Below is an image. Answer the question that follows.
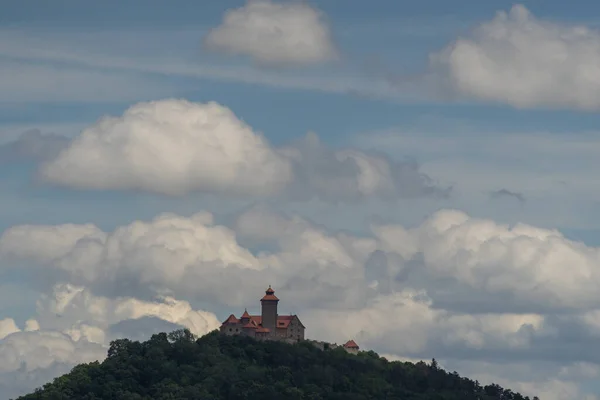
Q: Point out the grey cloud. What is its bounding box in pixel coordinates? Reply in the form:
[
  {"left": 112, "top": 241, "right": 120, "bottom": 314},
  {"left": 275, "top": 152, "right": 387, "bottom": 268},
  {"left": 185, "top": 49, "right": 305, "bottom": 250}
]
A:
[
  {"left": 0, "top": 362, "right": 75, "bottom": 400},
  {"left": 490, "top": 188, "right": 526, "bottom": 204},
  {"left": 0, "top": 130, "right": 69, "bottom": 165},
  {"left": 281, "top": 132, "right": 451, "bottom": 202},
  {"left": 0, "top": 330, "right": 106, "bottom": 399}
]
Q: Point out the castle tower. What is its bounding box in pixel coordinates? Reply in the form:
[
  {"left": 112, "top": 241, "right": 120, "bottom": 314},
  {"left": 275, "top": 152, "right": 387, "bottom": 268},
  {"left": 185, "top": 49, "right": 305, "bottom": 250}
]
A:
[
  {"left": 241, "top": 308, "right": 251, "bottom": 324},
  {"left": 260, "top": 285, "right": 279, "bottom": 332}
]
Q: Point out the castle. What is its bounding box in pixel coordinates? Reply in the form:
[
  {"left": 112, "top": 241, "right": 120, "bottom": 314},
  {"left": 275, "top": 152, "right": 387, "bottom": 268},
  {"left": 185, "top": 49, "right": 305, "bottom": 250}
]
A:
[
  {"left": 220, "top": 286, "right": 306, "bottom": 343},
  {"left": 220, "top": 286, "right": 360, "bottom": 353}
]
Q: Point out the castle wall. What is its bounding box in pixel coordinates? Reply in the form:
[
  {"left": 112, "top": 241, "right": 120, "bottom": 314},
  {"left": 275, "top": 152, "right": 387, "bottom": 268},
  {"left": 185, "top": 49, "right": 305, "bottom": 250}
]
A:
[
  {"left": 286, "top": 316, "right": 305, "bottom": 341},
  {"left": 220, "top": 323, "right": 243, "bottom": 336}
]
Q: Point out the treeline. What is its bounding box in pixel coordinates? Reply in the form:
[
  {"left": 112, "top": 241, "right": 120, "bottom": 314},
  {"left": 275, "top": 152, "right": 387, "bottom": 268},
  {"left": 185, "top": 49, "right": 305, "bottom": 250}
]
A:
[{"left": 16, "top": 329, "right": 538, "bottom": 400}]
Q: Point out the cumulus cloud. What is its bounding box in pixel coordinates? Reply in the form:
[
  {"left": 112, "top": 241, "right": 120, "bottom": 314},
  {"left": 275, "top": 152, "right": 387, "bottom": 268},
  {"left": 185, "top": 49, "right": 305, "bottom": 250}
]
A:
[
  {"left": 0, "top": 330, "right": 106, "bottom": 399},
  {"left": 4, "top": 207, "right": 600, "bottom": 398},
  {"left": 40, "top": 99, "right": 292, "bottom": 196},
  {"left": 0, "top": 330, "right": 104, "bottom": 374},
  {"left": 4, "top": 206, "right": 600, "bottom": 313},
  {"left": 4, "top": 206, "right": 600, "bottom": 315},
  {"left": 204, "top": 0, "right": 337, "bottom": 67},
  {"left": 0, "top": 285, "right": 220, "bottom": 399},
  {"left": 0, "top": 208, "right": 370, "bottom": 309},
  {"left": 373, "top": 209, "right": 600, "bottom": 312},
  {"left": 280, "top": 132, "right": 448, "bottom": 201},
  {"left": 39, "top": 99, "right": 444, "bottom": 201},
  {"left": 36, "top": 283, "right": 221, "bottom": 339},
  {"left": 0, "top": 318, "right": 20, "bottom": 340},
  {"left": 431, "top": 4, "right": 600, "bottom": 110},
  {"left": 305, "top": 289, "right": 543, "bottom": 356},
  {"left": 0, "top": 316, "right": 106, "bottom": 399},
  {"left": 0, "top": 211, "right": 266, "bottom": 304}
]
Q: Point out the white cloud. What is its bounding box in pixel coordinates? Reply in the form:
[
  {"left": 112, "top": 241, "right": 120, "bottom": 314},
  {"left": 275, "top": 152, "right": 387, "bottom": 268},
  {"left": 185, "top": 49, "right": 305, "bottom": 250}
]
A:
[
  {"left": 431, "top": 4, "right": 600, "bottom": 110},
  {"left": 0, "top": 284, "right": 220, "bottom": 398},
  {"left": 24, "top": 319, "right": 40, "bottom": 332},
  {"left": 36, "top": 283, "right": 221, "bottom": 339},
  {"left": 0, "top": 330, "right": 104, "bottom": 374},
  {"left": 38, "top": 99, "right": 443, "bottom": 201},
  {"left": 0, "top": 318, "right": 20, "bottom": 340},
  {"left": 0, "top": 329, "right": 106, "bottom": 399},
  {"left": 41, "top": 99, "right": 292, "bottom": 197},
  {"left": 373, "top": 209, "right": 600, "bottom": 311},
  {"left": 0, "top": 319, "right": 107, "bottom": 399},
  {"left": 0, "top": 211, "right": 264, "bottom": 304},
  {"left": 5, "top": 207, "right": 600, "bottom": 397},
  {"left": 4, "top": 206, "right": 600, "bottom": 313},
  {"left": 305, "top": 289, "right": 543, "bottom": 355},
  {"left": 0, "top": 208, "right": 370, "bottom": 309},
  {"left": 205, "top": 0, "right": 337, "bottom": 66}
]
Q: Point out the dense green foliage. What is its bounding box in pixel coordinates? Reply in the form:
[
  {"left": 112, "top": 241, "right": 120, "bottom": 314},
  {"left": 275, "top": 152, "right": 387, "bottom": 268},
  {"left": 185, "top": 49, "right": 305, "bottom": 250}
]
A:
[{"left": 17, "top": 329, "right": 538, "bottom": 400}]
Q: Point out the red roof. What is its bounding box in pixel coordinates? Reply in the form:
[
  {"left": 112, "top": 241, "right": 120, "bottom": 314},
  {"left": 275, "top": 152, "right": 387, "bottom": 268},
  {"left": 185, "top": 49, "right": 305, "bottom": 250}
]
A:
[
  {"left": 256, "top": 327, "right": 270, "bottom": 333},
  {"left": 277, "top": 320, "right": 291, "bottom": 328},
  {"left": 249, "top": 315, "right": 295, "bottom": 327},
  {"left": 343, "top": 340, "right": 359, "bottom": 349},
  {"left": 221, "top": 314, "right": 238, "bottom": 325},
  {"left": 261, "top": 286, "right": 279, "bottom": 301},
  {"left": 241, "top": 309, "right": 251, "bottom": 319}
]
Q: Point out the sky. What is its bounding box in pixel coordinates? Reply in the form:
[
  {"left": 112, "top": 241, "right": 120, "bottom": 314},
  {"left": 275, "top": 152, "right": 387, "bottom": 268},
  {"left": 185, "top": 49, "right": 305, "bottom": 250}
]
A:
[{"left": 2, "top": 0, "right": 600, "bottom": 398}]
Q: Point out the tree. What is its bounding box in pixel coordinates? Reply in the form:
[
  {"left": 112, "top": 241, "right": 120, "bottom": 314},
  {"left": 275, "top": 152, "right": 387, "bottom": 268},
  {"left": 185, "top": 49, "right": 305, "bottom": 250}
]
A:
[
  {"left": 167, "top": 329, "right": 196, "bottom": 343},
  {"left": 15, "top": 329, "right": 536, "bottom": 400}
]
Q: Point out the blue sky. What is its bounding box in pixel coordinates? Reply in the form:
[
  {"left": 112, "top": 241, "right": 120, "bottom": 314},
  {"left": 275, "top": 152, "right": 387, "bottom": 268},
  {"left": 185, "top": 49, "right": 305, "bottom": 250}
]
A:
[{"left": 2, "top": 1, "right": 600, "bottom": 399}]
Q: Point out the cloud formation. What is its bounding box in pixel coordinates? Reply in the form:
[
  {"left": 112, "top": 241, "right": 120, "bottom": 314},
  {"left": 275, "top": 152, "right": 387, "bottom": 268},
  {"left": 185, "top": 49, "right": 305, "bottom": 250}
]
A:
[
  {"left": 0, "top": 285, "right": 220, "bottom": 399},
  {"left": 38, "top": 99, "right": 444, "bottom": 201},
  {"left": 36, "top": 283, "right": 221, "bottom": 339},
  {"left": 490, "top": 188, "right": 526, "bottom": 204},
  {"left": 0, "top": 129, "right": 69, "bottom": 165},
  {"left": 40, "top": 99, "right": 292, "bottom": 197},
  {"left": 4, "top": 207, "right": 600, "bottom": 313},
  {"left": 3, "top": 207, "right": 600, "bottom": 398},
  {"left": 432, "top": 4, "right": 600, "bottom": 110},
  {"left": 205, "top": 0, "right": 337, "bottom": 67}
]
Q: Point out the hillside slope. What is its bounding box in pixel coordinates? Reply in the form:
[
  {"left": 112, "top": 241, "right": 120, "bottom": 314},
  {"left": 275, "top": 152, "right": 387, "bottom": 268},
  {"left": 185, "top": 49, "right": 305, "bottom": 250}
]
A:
[{"left": 16, "top": 329, "right": 538, "bottom": 400}]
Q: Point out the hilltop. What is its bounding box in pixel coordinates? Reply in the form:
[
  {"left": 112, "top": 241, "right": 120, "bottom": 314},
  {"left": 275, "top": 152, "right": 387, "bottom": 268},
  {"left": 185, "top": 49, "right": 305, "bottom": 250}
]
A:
[{"left": 16, "top": 329, "right": 538, "bottom": 400}]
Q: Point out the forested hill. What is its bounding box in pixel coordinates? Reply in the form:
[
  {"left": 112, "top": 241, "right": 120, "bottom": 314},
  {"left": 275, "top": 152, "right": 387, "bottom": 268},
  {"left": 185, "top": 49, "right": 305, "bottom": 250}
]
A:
[{"left": 16, "top": 329, "right": 537, "bottom": 400}]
